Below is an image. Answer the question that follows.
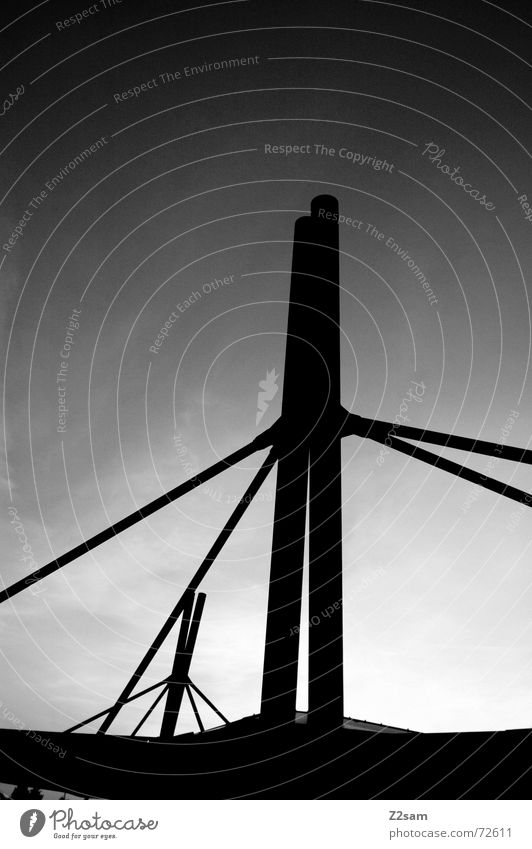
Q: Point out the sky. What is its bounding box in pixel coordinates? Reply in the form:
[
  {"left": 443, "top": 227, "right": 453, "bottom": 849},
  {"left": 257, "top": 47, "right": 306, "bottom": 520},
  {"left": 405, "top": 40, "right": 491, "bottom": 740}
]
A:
[{"left": 1, "top": 0, "right": 532, "bottom": 751}]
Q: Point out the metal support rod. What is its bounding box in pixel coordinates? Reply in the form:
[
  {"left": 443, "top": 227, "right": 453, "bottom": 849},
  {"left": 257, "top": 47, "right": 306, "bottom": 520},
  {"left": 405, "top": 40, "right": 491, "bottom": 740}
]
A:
[
  {"left": 182, "top": 593, "right": 206, "bottom": 654},
  {"left": 65, "top": 678, "right": 169, "bottom": 733},
  {"left": 184, "top": 454, "right": 277, "bottom": 596},
  {"left": 368, "top": 431, "right": 532, "bottom": 506},
  {"left": 186, "top": 685, "right": 205, "bottom": 733},
  {"left": 344, "top": 413, "right": 532, "bottom": 464},
  {"left": 98, "top": 591, "right": 194, "bottom": 735},
  {"left": 0, "top": 429, "right": 276, "bottom": 605},
  {"left": 97, "top": 594, "right": 193, "bottom": 734},
  {"left": 160, "top": 593, "right": 206, "bottom": 739},
  {"left": 188, "top": 681, "right": 229, "bottom": 725},
  {"left": 131, "top": 684, "right": 169, "bottom": 737},
  {"left": 159, "top": 592, "right": 195, "bottom": 738},
  {"left": 97, "top": 455, "right": 274, "bottom": 735}
]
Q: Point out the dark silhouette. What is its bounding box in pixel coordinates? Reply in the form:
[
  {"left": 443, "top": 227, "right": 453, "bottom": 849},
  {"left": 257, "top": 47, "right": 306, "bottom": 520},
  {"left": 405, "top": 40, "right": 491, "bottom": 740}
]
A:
[
  {"left": 11, "top": 785, "right": 43, "bottom": 800},
  {"left": 1, "top": 196, "right": 532, "bottom": 798}
]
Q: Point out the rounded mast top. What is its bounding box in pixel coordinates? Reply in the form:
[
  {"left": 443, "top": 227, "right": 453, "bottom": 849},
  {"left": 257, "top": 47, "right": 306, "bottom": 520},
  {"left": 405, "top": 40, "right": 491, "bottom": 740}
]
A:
[{"left": 311, "top": 194, "right": 339, "bottom": 219}]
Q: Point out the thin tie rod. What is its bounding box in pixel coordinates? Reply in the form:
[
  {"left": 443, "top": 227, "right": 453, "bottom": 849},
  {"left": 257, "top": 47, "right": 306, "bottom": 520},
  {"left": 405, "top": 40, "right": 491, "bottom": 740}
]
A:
[{"left": 0, "top": 428, "right": 276, "bottom": 605}]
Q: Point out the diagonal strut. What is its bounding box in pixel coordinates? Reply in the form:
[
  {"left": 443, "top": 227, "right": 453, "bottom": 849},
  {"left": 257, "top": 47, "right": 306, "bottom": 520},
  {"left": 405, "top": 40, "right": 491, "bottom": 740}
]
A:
[
  {"left": 92, "top": 450, "right": 276, "bottom": 735},
  {"left": 0, "top": 427, "right": 277, "bottom": 606},
  {"left": 344, "top": 413, "right": 532, "bottom": 464},
  {"left": 353, "top": 424, "right": 532, "bottom": 507}
]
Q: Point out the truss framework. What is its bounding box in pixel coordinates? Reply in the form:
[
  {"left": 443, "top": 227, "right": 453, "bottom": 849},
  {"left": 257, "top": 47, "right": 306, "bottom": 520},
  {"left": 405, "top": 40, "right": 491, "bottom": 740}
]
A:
[{"left": 2, "top": 195, "right": 531, "bottom": 737}]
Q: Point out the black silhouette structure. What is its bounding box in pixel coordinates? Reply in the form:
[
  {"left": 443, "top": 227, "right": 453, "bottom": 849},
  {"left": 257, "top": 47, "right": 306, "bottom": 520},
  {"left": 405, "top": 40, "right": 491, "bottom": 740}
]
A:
[{"left": 1, "top": 196, "right": 532, "bottom": 798}]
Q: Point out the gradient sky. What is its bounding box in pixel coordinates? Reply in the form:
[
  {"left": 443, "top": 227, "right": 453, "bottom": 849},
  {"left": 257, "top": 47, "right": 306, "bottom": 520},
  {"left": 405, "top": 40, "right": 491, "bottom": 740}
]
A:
[{"left": 1, "top": 0, "right": 532, "bottom": 748}]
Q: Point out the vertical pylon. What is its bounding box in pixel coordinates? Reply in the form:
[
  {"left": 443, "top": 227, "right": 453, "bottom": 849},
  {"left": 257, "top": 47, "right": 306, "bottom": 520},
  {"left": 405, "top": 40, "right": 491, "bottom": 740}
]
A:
[
  {"left": 306, "top": 197, "right": 344, "bottom": 728},
  {"left": 261, "top": 195, "right": 344, "bottom": 728}
]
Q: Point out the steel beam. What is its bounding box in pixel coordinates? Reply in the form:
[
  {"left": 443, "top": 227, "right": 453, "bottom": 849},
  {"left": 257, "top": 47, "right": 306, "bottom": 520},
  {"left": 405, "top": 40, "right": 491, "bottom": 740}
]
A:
[
  {"left": 0, "top": 429, "right": 275, "bottom": 606},
  {"left": 261, "top": 195, "right": 345, "bottom": 728}
]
